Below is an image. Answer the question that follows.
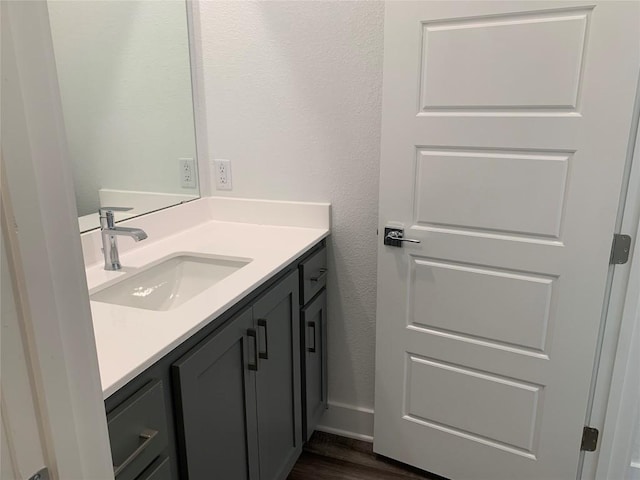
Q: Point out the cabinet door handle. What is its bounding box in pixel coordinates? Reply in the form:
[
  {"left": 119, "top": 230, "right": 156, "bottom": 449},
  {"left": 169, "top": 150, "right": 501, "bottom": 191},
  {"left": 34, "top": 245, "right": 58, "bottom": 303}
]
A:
[
  {"left": 113, "top": 428, "right": 158, "bottom": 476},
  {"left": 257, "top": 319, "right": 269, "bottom": 359},
  {"left": 247, "top": 328, "right": 258, "bottom": 371},
  {"left": 307, "top": 321, "right": 317, "bottom": 353},
  {"left": 310, "top": 268, "right": 328, "bottom": 283}
]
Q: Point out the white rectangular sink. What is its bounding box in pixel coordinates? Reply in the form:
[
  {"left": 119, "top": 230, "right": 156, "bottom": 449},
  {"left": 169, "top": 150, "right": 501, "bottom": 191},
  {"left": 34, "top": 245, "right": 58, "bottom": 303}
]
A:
[{"left": 90, "top": 254, "right": 252, "bottom": 311}]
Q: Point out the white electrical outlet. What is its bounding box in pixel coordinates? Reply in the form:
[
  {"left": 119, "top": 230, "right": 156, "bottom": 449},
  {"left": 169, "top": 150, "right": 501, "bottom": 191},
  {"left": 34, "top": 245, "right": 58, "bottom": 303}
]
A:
[
  {"left": 212, "top": 159, "right": 232, "bottom": 190},
  {"left": 179, "top": 158, "right": 197, "bottom": 188}
]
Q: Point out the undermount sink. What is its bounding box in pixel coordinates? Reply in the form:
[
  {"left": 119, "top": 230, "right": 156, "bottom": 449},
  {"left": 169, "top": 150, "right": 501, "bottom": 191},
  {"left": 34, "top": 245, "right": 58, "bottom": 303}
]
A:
[{"left": 90, "top": 254, "right": 252, "bottom": 311}]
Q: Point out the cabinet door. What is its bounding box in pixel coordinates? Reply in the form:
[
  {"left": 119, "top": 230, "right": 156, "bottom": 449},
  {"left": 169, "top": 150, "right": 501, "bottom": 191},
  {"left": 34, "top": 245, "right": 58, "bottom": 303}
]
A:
[
  {"left": 253, "top": 271, "right": 302, "bottom": 480},
  {"left": 301, "top": 289, "right": 328, "bottom": 441},
  {"left": 172, "top": 308, "right": 259, "bottom": 480}
]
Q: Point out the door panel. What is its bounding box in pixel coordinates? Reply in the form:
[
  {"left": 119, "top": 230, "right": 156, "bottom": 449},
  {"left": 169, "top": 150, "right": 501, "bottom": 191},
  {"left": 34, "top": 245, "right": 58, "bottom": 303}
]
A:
[
  {"left": 374, "top": 2, "right": 640, "bottom": 479},
  {"left": 254, "top": 271, "right": 302, "bottom": 480},
  {"left": 405, "top": 354, "right": 541, "bottom": 453},
  {"left": 418, "top": 9, "right": 588, "bottom": 111},
  {"left": 172, "top": 308, "right": 258, "bottom": 480},
  {"left": 409, "top": 257, "right": 554, "bottom": 352},
  {"left": 414, "top": 148, "right": 570, "bottom": 237}
]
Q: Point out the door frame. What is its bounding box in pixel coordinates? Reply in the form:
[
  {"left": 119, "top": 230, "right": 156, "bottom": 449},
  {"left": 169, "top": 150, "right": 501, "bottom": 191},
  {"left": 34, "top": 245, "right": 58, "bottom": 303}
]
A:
[
  {"left": 1, "top": 185, "right": 48, "bottom": 480},
  {"left": 2, "top": 1, "right": 113, "bottom": 478},
  {"left": 581, "top": 76, "right": 640, "bottom": 480}
]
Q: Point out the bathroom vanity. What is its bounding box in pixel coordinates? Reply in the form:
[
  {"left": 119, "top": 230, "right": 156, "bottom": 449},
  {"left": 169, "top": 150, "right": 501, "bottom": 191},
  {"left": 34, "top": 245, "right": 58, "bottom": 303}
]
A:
[{"left": 83, "top": 198, "right": 330, "bottom": 480}]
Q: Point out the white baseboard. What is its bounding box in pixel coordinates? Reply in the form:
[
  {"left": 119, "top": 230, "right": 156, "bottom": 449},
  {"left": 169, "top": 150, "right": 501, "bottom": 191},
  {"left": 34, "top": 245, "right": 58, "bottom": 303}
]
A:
[{"left": 317, "top": 401, "right": 374, "bottom": 443}]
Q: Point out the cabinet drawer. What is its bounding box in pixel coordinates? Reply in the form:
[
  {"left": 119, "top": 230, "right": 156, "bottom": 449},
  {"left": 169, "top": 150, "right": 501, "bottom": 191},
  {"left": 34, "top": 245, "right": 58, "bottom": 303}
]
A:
[
  {"left": 300, "top": 246, "right": 327, "bottom": 305},
  {"left": 108, "top": 379, "right": 168, "bottom": 480},
  {"left": 136, "top": 456, "right": 171, "bottom": 480}
]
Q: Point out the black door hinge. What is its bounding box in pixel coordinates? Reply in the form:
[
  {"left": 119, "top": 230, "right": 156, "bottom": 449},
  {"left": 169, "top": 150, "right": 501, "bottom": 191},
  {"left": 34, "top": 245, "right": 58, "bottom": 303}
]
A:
[
  {"left": 610, "top": 234, "right": 631, "bottom": 265},
  {"left": 581, "top": 426, "right": 599, "bottom": 452}
]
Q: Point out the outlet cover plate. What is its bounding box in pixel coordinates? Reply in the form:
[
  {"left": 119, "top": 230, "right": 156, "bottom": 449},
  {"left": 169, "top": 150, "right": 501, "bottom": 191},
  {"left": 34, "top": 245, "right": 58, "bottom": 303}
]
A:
[
  {"left": 180, "top": 158, "right": 197, "bottom": 189},
  {"left": 213, "top": 159, "right": 232, "bottom": 190}
]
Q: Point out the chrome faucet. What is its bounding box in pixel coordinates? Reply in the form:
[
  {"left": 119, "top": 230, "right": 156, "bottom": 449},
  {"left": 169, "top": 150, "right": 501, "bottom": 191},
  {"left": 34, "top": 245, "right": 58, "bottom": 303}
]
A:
[{"left": 99, "top": 207, "right": 148, "bottom": 271}]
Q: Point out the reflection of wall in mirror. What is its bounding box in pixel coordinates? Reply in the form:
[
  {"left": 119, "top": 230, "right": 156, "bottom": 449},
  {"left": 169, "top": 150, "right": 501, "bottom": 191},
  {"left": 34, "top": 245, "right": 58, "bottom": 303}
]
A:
[{"left": 48, "top": 0, "right": 197, "bottom": 217}]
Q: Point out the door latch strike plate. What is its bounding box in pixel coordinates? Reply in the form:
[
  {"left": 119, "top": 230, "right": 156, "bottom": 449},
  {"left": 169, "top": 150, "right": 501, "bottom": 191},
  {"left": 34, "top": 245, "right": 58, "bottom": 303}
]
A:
[{"left": 581, "top": 426, "right": 599, "bottom": 452}]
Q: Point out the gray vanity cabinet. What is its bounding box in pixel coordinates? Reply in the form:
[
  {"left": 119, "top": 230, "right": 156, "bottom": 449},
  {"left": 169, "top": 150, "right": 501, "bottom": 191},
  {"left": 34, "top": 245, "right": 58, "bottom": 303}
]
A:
[
  {"left": 106, "top": 240, "right": 327, "bottom": 480},
  {"left": 172, "top": 270, "right": 302, "bottom": 480},
  {"left": 172, "top": 308, "right": 259, "bottom": 480}
]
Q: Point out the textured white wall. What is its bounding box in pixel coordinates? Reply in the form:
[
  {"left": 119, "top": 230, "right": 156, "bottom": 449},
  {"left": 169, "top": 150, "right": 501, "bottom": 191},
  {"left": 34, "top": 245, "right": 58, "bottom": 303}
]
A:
[
  {"left": 48, "top": 1, "right": 197, "bottom": 216},
  {"left": 199, "top": 1, "right": 384, "bottom": 411}
]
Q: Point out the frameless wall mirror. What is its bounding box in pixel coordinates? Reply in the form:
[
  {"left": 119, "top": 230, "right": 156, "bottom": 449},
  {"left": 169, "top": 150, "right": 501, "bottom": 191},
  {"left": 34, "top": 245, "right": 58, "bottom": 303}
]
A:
[{"left": 47, "top": 0, "right": 199, "bottom": 232}]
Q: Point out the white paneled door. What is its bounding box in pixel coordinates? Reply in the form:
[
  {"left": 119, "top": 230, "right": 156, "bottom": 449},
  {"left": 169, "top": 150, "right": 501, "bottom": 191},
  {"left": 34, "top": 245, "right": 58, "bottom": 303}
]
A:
[{"left": 373, "top": 2, "right": 640, "bottom": 480}]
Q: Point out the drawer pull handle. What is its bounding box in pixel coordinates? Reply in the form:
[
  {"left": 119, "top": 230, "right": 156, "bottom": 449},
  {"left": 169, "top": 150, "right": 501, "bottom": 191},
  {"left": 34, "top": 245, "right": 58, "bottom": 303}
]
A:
[
  {"left": 307, "top": 321, "right": 317, "bottom": 353},
  {"left": 113, "top": 428, "right": 158, "bottom": 476},
  {"left": 310, "top": 268, "right": 328, "bottom": 283},
  {"left": 247, "top": 328, "right": 259, "bottom": 370},
  {"left": 257, "top": 319, "right": 269, "bottom": 359}
]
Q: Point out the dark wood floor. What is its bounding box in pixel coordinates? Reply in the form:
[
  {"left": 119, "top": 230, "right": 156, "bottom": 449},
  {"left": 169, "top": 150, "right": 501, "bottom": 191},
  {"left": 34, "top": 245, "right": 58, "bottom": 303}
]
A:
[{"left": 288, "top": 432, "right": 444, "bottom": 480}]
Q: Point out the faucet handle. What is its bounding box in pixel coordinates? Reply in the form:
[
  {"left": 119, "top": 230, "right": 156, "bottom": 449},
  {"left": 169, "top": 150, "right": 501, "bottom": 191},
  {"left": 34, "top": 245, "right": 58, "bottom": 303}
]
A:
[
  {"left": 98, "top": 206, "right": 133, "bottom": 216},
  {"left": 98, "top": 207, "right": 133, "bottom": 229}
]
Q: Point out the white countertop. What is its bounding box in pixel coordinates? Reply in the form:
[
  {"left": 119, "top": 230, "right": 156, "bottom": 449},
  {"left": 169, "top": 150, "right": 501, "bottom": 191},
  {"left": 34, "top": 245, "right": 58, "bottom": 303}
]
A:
[{"left": 84, "top": 197, "right": 330, "bottom": 398}]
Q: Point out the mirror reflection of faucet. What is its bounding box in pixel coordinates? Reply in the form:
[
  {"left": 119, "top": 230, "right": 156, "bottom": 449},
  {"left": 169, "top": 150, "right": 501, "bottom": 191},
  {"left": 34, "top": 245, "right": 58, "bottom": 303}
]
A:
[{"left": 99, "top": 207, "right": 148, "bottom": 271}]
